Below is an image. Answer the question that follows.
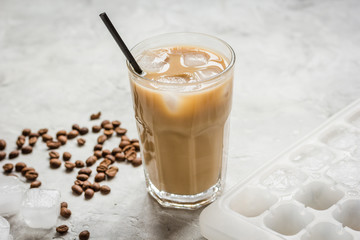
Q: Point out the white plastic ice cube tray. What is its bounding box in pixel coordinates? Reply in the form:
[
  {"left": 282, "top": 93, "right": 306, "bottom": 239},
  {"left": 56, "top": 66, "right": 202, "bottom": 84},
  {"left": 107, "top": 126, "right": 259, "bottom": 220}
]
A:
[{"left": 200, "top": 99, "right": 360, "bottom": 240}]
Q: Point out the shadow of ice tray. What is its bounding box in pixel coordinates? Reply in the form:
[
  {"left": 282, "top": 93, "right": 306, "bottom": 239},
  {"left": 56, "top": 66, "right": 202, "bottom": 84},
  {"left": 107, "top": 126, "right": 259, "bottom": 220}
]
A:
[{"left": 200, "top": 98, "right": 360, "bottom": 240}]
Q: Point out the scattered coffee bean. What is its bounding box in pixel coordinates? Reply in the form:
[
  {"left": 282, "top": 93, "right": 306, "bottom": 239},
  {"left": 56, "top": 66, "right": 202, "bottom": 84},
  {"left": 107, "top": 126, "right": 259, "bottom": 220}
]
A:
[
  {"left": 47, "top": 141, "right": 61, "bottom": 149},
  {"left": 91, "top": 182, "right": 100, "bottom": 192},
  {"left": 105, "top": 168, "right": 117, "bottom": 178},
  {"left": 22, "top": 128, "right": 31, "bottom": 136},
  {"left": 67, "top": 130, "right": 79, "bottom": 139},
  {"left": 0, "top": 139, "right": 6, "bottom": 150},
  {"left": 72, "top": 124, "right": 81, "bottom": 131},
  {"left": 96, "top": 165, "right": 107, "bottom": 173},
  {"left": 64, "top": 162, "right": 76, "bottom": 171},
  {"left": 119, "top": 140, "right": 131, "bottom": 148},
  {"left": 111, "top": 147, "right": 122, "bottom": 155},
  {"left": 63, "top": 152, "right": 72, "bottom": 161},
  {"left": 86, "top": 156, "right": 97, "bottom": 167},
  {"left": 82, "top": 180, "right": 92, "bottom": 190},
  {"left": 125, "top": 151, "right": 137, "bottom": 162},
  {"left": 132, "top": 157, "right": 142, "bottom": 166},
  {"left": 75, "top": 160, "right": 85, "bottom": 168},
  {"left": 79, "top": 127, "right": 89, "bottom": 135},
  {"left": 38, "top": 128, "right": 48, "bottom": 136},
  {"left": 101, "top": 149, "right": 111, "bottom": 158},
  {"left": 60, "top": 207, "right": 71, "bottom": 218},
  {"left": 100, "top": 159, "right": 111, "bottom": 167},
  {"left": 78, "top": 168, "right": 92, "bottom": 176},
  {"left": 123, "top": 145, "right": 135, "bottom": 154},
  {"left": 115, "top": 152, "right": 125, "bottom": 161},
  {"left": 77, "top": 174, "right": 89, "bottom": 181},
  {"left": 29, "top": 136, "right": 38, "bottom": 146},
  {"left": 103, "top": 123, "right": 113, "bottom": 130},
  {"left": 121, "top": 135, "right": 130, "bottom": 141},
  {"left": 112, "top": 120, "right": 121, "bottom": 128},
  {"left": 56, "top": 225, "right": 69, "bottom": 234},
  {"left": 77, "top": 138, "right": 86, "bottom": 146},
  {"left": 92, "top": 125, "right": 101, "bottom": 133},
  {"left": 21, "top": 145, "right": 33, "bottom": 154},
  {"left": 21, "top": 167, "right": 35, "bottom": 176},
  {"left": 90, "top": 111, "right": 101, "bottom": 120},
  {"left": 56, "top": 130, "right": 67, "bottom": 138},
  {"left": 58, "top": 135, "right": 67, "bottom": 145},
  {"left": 101, "top": 120, "right": 110, "bottom": 128},
  {"left": 94, "top": 150, "right": 102, "bottom": 159},
  {"left": 15, "top": 162, "right": 26, "bottom": 172},
  {"left": 30, "top": 181, "right": 41, "bottom": 188},
  {"left": 29, "top": 132, "right": 39, "bottom": 138},
  {"left": 104, "top": 129, "right": 113, "bottom": 137},
  {"left": 25, "top": 170, "right": 38, "bottom": 181},
  {"left": 61, "top": 202, "right": 68, "bottom": 208},
  {"left": 132, "top": 142, "right": 140, "bottom": 151},
  {"left": 97, "top": 135, "right": 107, "bottom": 144},
  {"left": 72, "top": 184, "right": 83, "bottom": 195},
  {"left": 9, "top": 150, "right": 19, "bottom": 159},
  {"left": 3, "top": 163, "right": 13, "bottom": 173},
  {"left": 94, "top": 144, "right": 102, "bottom": 151},
  {"left": 84, "top": 188, "right": 94, "bottom": 199},
  {"left": 115, "top": 127, "right": 127, "bottom": 136},
  {"left": 106, "top": 154, "right": 115, "bottom": 163},
  {"left": 74, "top": 180, "right": 84, "bottom": 186},
  {"left": 95, "top": 172, "right": 105, "bottom": 182},
  {"left": 50, "top": 158, "right": 62, "bottom": 168},
  {"left": 49, "top": 151, "right": 60, "bottom": 159},
  {"left": 100, "top": 185, "right": 111, "bottom": 194},
  {"left": 130, "top": 138, "right": 139, "bottom": 143},
  {"left": 16, "top": 137, "right": 25, "bottom": 148},
  {"left": 0, "top": 152, "right": 6, "bottom": 161},
  {"left": 79, "top": 230, "right": 90, "bottom": 240},
  {"left": 42, "top": 134, "right": 53, "bottom": 142}
]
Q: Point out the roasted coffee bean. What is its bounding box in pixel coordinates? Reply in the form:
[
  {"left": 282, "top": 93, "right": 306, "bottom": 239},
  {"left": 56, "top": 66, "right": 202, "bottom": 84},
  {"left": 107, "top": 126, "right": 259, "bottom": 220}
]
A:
[
  {"left": 97, "top": 135, "right": 107, "bottom": 144},
  {"left": 112, "top": 120, "right": 121, "bottom": 128},
  {"left": 84, "top": 188, "right": 94, "bottom": 199},
  {"left": 130, "top": 138, "right": 139, "bottom": 143},
  {"left": 72, "top": 124, "right": 81, "bottom": 131},
  {"left": 29, "top": 132, "right": 39, "bottom": 138},
  {"left": 94, "top": 150, "right": 102, "bottom": 159},
  {"left": 111, "top": 147, "right": 122, "bottom": 155},
  {"left": 58, "top": 135, "right": 67, "bottom": 145},
  {"left": 95, "top": 172, "right": 105, "bottom": 182},
  {"left": 103, "top": 123, "right": 113, "bottom": 130},
  {"left": 0, "top": 139, "right": 6, "bottom": 150},
  {"left": 63, "top": 152, "right": 72, "bottom": 161},
  {"left": 75, "top": 160, "right": 85, "bottom": 168},
  {"left": 50, "top": 158, "right": 62, "bottom": 168},
  {"left": 61, "top": 202, "right": 68, "bottom": 208},
  {"left": 105, "top": 168, "right": 117, "bottom": 178},
  {"left": 0, "top": 152, "right": 6, "bottom": 161},
  {"left": 78, "top": 168, "right": 92, "bottom": 176},
  {"left": 77, "top": 138, "right": 86, "bottom": 146},
  {"left": 49, "top": 151, "right": 60, "bottom": 159},
  {"left": 123, "top": 145, "right": 135, "bottom": 154},
  {"left": 92, "top": 125, "right": 101, "bottom": 133},
  {"left": 102, "top": 149, "right": 111, "bottom": 158},
  {"left": 94, "top": 144, "right": 102, "bottom": 151},
  {"left": 47, "top": 141, "right": 61, "bottom": 149},
  {"left": 79, "top": 127, "right": 89, "bottom": 135},
  {"left": 119, "top": 140, "right": 131, "bottom": 148},
  {"left": 104, "top": 129, "right": 113, "bottom": 137},
  {"left": 9, "top": 150, "right": 19, "bottom": 159},
  {"left": 60, "top": 207, "right": 71, "bottom": 218},
  {"left": 21, "top": 145, "right": 33, "bottom": 154},
  {"left": 115, "top": 152, "right": 125, "bottom": 161},
  {"left": 56, "top": 225, "right": 69, "bottom": 234},
  {"left": 77, "top": 174, "right": 89, "bottom": 181},
  {"left": 132, "top": 142, "right": 140, "bottom": 151},
  {"left": 82, "top": 180, "right": 92, "bottom": 190},
  {"left": 30, "top": 180, "right": 41, "bottom": 188},
  {"left": 42, "top": 134, "right": 53, "bottom": 142},
  {"left": 125, "top": 151, "right": 137, "bottom": 162},
  {"left": 96, "top": 165, "right": 107, "bottom": 173},
  {"left": 100, "top": 159, "right": 111, "bottom": 167},
  {"left": 86, "top": 156, "right": 97, "bottom": 167},
  {"left": 67, "top": 130, "right": 79, "bottom": 139},
  {"left": 21, "top": 167, "right": 34, "bottom": 176},
  {"left": 115, "top": 127, "right": 127, "bottom": 136},
  {"left": 38, "top": 128, "right": 48, "bottom": 136},
  {"left": 79, "top": 230, "right": 90, "bottom": 240},
  {"left": 16, "top": 137, "right": 25, "bottom": 148},
  {"left": 105, "top": 154, "right": 115, "bottom": 163},
  {"left": 29, "top": 136, "right": 38, "bottom": 146},
  {"left": 90, "top": 111, "right": 101, "bottom": 120},
  {"left": 56, "top": 130, "right": 67, "bottom": 138},
  {"left": 74, "top": 180, "right": 84, "bottom": 186},
  {"left": 132, "top": 157, "right": 142, "bottom": 166},
  {"left": 15, "top": 162, "right": 26, "bottom": 172},
  {"left": 72, "top": 185, "right": 83, "bottom": 195},
  {"left": 100, "top": 185, "right": 111, "bottom": 195},
  {"left": 3, "top": 163, "right": 13, "bottom": 173},
  {"left": 64, "top": 162, "right": 75, "bottom": 171},
  {"left": 91, "top": 182, "right": 100, "bottom": 192},
  {"left": 121, "top": 135, "right": 130, "bottom": 141},
  {"left": 101, "top": 120, "right": 110, "bottom": 128},
  {"left": 22, "top": 128, "right": 31, "bottom": 136},
  {"left": 25, "top": 170, "right": 38, "bottom": 181}
]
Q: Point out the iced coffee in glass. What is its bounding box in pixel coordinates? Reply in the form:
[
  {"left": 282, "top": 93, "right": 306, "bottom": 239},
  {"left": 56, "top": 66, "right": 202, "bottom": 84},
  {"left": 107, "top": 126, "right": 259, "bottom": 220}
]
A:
[{"left": 127, "top": 32, "right": 235, "bottom": 209}]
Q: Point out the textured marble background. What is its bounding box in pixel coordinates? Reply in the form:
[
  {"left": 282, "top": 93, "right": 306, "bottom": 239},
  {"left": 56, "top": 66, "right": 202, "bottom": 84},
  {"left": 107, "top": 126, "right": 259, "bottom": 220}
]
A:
[{"left": 1, "top": 0, "right": 360, "bottom": 239}]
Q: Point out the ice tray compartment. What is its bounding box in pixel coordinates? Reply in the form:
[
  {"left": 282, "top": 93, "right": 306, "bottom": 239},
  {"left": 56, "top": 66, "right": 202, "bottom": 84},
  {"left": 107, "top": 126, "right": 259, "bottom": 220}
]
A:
[
  {"left": 301, "top": 222, "right": 353, "bottom": 240},
  {"left": 321, "top": 126, "right": 360, "bottom": 151},
  {"left": 327, "top": 160, "right": 360, "bottom": 189},
  {"left": 333, "top": 199, "right": 360, "bottom": 231}
]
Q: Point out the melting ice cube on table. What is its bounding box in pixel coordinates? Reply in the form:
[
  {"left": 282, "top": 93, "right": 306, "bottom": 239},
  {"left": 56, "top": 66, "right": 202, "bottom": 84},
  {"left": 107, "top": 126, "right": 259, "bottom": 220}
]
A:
[
  {"left": 21, "top": 189, "right": 60, "bottom": 229},
  {"left": 0, "top": 175, "right": 25, "bottom": 217},
  {"left": 0, "top": 216, "right": 10, "bottom": 240}
]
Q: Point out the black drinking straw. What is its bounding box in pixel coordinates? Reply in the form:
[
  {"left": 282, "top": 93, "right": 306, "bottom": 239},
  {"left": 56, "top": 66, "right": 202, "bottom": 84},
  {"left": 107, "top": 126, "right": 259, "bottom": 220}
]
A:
[{"left": 99, "top": 12, "right": 143, "bottom": 75}]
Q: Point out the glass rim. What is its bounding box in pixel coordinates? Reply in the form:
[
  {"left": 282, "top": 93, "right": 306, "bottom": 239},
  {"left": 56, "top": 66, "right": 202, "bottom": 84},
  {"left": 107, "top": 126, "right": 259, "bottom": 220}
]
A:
[{"left": 126, "top": 32, "right": 236, "bottom": 87}]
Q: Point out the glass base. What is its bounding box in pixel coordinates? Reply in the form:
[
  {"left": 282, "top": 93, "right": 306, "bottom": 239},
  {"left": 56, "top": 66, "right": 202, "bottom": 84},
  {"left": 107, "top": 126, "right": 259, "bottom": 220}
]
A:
[{"left": 145, "top": 178, "right": 223, "bottom": 210}]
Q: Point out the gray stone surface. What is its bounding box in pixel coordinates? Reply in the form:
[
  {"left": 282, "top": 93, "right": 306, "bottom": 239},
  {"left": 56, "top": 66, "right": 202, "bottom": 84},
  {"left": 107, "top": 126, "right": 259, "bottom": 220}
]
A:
[{"left": 0, "top": 0, "right": 360, "bottom": 239}]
